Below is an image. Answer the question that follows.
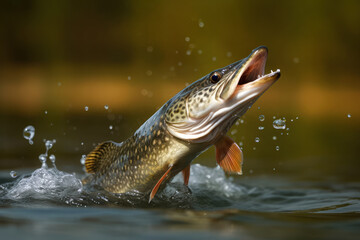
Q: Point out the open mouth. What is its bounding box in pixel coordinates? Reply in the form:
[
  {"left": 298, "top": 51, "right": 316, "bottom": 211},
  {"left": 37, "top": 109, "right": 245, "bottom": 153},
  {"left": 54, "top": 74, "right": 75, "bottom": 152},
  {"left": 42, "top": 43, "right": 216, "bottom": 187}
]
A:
[
  {"left": 237, "top": 47, "right": 280, "bottom": 86},
  {"left": 221, "top": 46, "right": 280, "bottom": 100}
]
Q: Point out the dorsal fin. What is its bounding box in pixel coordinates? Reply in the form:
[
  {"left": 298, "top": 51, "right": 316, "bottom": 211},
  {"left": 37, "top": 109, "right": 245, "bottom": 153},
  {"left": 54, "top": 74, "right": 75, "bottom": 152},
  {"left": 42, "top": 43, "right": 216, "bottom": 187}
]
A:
[{"left": 85, "top": 141, "right": 118, "bottom": 174}]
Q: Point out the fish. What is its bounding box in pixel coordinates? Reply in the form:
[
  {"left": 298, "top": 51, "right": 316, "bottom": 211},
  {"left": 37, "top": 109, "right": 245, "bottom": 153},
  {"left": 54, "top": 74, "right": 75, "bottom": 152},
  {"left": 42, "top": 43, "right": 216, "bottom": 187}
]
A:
[{"left": 84, "top": 46, "right": 280, "bottom": 202}]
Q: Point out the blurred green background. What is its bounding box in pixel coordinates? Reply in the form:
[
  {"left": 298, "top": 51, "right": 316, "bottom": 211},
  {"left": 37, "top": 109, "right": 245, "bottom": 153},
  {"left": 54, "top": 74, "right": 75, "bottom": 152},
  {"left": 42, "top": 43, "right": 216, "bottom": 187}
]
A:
[{"left": 0, "top": 0, "right": 359, "bottom": 181}]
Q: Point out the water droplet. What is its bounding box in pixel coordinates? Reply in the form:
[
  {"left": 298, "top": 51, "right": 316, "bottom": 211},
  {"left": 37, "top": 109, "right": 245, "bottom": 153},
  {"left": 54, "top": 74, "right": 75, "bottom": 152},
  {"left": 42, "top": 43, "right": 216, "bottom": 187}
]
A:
[
  {"left": 259, "top": 115, "right": 265, "bottom": 121},
  {"left": 198, "top": 19, "right": 204, "bottom": 28},
  {"left": 253, "top": 147, "right": 256, "bottom": 150},
  {"left": 128, "top": 76, "right": 131, "bottom": 80},
  {"left": 109, "top": 125, "right": 113, "bottom": 130},
  {"left": 255, "top": 137, "right": 260, "bottom": 143},
  {"left": 44, "top": 110, "right": 48, "bottom": 115},
  {"left": 10, "top": 171, "right": 17, "bottom": 178},
  {"left": 58, "top": 82, "right": 62, "bottom": 86},
  {"left": 80, "top": 154, "right": 86, "bottom": 165},
  {"left": 276, "top": 146, "right": 280, "bottom": 151},
  {"left": 84, "top": 106, "right": 89, "bottom": 111},
  {"left": 347, "top": 114, "right": 351, "bottom": 118},
  {"left": 178, "top": 62, "right": 183, "bottom": 66},
  {"left": 273, "top": 167, "right": 276, "bottom": 171},
  {"left": 186, "top": 50, "right": 192, "bottom": 55},
  {"left": 273, "top": 119, "right": 286, "bottom": 129},
  {"left": 49, "top": 154, "right": 56, "bottom": 163},
  {"left": 258, "top": 126, "right": 264, "bottom": 130},
  {"left": 239, "top": 141, "right": 243, "bottom": 146},
  {"left": 240, "top": 119, "right": 244, "bottom": 124},
  {"left": 226, "top": 52, "right": 232, "bottom": 58},
  {"left": 146, "top": 46, "right": 153, "bottom": 52},
  {"left": 81, "top": 142, "right": 84, "bottom": 146},
  {"left": 272, "top": 136, "right": 277, "bottom": 140},
  {"left": 296, "top": 116, "right": 299, "bottom": 120},
  {"left": 212, "top": 56, "right": 217, "bottom": 61},
  {"left": 197, "top": 49, "right": 203, "bottom": 55},
  {"left": 23, "top": 125, "right": 35, "bottom": 145},
  {"left": 45, "top": 140, "right": 55, "bottom": 151},
  {"left": 231, "top": 129, "right": 237, "bottom": 135},
  {"left": 39, "top": 154, "right": 47, "bottom": 164},
  {"left": 185, "top": 37, "right": 190, "bottom": 42},
  {"left": 104, "top": 105, "right": 109, "bottom": 110}
]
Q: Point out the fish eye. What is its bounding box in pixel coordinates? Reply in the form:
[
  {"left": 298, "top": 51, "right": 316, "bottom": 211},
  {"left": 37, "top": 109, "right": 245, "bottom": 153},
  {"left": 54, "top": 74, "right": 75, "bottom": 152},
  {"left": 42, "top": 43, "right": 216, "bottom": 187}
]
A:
[{"left": 209, "top": 72, "right": 222, "bottom": 83}]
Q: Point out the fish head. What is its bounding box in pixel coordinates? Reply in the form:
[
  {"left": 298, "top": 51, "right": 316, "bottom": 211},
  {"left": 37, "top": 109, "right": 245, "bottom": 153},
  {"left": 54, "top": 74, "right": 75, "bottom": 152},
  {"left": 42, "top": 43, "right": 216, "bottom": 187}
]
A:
[{"left": 165, "top": 46, "right": 280, "bottom": 143}]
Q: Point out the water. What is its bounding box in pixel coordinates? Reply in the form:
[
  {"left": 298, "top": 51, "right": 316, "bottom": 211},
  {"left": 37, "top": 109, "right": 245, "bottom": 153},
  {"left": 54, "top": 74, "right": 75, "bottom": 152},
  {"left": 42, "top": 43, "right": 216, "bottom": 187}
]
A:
[
  {"left": 23, "top": 125, "right": 35, "bottom": 145},
  {"left": 1, "top": 116, "right": 360, "bottom": 240},
  {"left": 0, "top": 164, "right": 359, "bottom": 240},
  {"left": 273, "top": 118, "right": 286, "bottom": 129}
]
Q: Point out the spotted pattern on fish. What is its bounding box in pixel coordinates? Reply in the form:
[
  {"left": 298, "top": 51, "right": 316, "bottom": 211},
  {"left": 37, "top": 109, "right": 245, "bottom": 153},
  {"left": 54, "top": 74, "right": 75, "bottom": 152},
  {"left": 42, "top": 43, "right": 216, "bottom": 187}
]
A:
[{"left": 83, "top": 46, "right": 280, "bottom": 201}]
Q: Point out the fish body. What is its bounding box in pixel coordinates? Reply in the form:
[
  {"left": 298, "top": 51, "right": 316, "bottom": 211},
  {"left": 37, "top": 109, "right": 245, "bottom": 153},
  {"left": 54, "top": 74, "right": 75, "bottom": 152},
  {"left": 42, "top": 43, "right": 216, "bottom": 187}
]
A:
[{"left": 84, "top": 46, "right": 281, "bottom": 201}]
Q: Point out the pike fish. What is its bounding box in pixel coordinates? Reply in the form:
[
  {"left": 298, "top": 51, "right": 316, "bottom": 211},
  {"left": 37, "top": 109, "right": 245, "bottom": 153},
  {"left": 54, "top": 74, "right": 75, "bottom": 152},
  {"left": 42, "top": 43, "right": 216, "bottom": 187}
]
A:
[{"left": 84, "top": 46, "right": 280, "bottom": 202}]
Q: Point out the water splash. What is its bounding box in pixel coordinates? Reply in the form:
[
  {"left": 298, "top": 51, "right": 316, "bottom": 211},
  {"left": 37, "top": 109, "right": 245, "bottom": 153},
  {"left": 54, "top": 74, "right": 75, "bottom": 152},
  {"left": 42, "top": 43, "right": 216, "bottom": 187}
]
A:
[
  {"left": 37, "top": 139, "right": 57, "bottom": 168},
  {"left": 5, "top": 167, "right": 82, "bottom": 200},
  {"left": 273, "top": 118, "right": 286, "bottom": 129},
  {"left": 259, "top": 115, "right": 265, "bottom": 121},
  {"left": 104, "top": 105, "right": 109, "bottom": 110},
  {"left": 23, "top": 125, "right": 35, "bottom": 145},
  {"left": 255, "top": 137, "right": 260, "bottom": 143},
  {"left": 3, "top": 138, "right": 82, "bottom": 201}
]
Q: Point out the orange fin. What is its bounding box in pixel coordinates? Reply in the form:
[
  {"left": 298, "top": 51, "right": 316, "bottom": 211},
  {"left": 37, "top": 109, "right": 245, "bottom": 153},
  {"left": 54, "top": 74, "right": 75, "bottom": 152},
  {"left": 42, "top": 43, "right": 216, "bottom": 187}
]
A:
[
  {"left": 182, "top": 165, "right": 190, "bottom": 186},
  {"left": 215, "top": 136, "right": 243, "bottom": 175},
  {"left": 149, "top": 165, "right": 173, "bottom": 203}
]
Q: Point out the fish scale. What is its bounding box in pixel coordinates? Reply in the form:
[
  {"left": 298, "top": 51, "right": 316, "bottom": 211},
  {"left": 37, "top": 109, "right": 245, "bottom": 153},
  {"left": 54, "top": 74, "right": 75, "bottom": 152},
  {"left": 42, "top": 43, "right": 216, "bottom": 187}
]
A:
[{"left": 84, "top": 46, "right": 280, "bottom": 202}]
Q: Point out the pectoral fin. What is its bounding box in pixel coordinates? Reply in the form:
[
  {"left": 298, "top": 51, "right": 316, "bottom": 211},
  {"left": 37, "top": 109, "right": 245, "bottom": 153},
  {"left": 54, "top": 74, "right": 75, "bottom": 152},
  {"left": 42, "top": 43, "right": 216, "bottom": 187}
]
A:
[
  {"left": 149, "top": 165, "right": 173, "bottom": 203},
  {"left": 182, "top": 165, "right": 190, "bottom": 186},
  {"left": 215, "top": 136, "right": 243, "bottom": 175}
]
